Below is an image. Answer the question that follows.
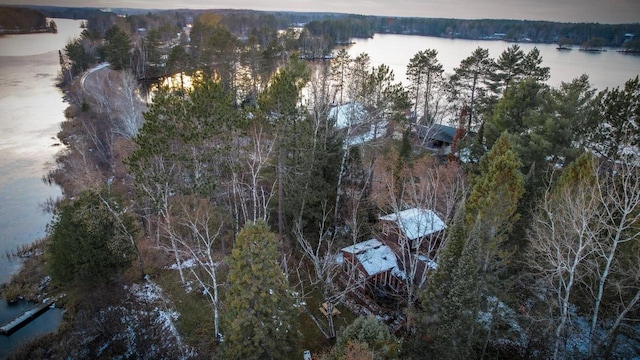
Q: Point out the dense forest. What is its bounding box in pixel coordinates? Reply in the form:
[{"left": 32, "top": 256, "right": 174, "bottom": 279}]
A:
[
  {"left": 0, "top": 7, "right": 56, "bottom": 34},
  {"left": 3, "top": 7, "right": 640, "bottom": 360}
]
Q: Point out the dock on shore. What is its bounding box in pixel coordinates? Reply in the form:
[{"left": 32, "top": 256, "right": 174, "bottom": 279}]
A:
[{"left": 0, "top": 297, "right": 58, "bottom": 335}]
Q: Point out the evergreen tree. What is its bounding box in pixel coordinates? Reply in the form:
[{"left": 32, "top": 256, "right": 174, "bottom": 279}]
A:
[
  {"left": 415, "top": 207, "right": 481, "bottom": 359},
  {"left": 46, "top": 191, "right": 135, "bottom": 288},
  {"left": 103, "top": 25, "right": 131, "bottom": 70},
  {"left": 406, "top": 49, "right": 444, "bottom": 124},
  {"left": 585, "top": 76, "right": 640, "bottom": 162},
  {"left": 493, "top": 44, "right": 525, "bottom": 94},
  {"left": 64, "top": 38, "right": 93, "bottom": 74},
  {"left": 257, "top": 59, "right": 310, "bottom": 237},
  {"left": 466, "top": 132, "right": 525, "bottom": 273},
  {"left": 335, "top": 316, "right": 401, "bottom": 360},
  {"left": 522, "top": 47, "right": 550, "bottom": 82},
  {"left": 223, "top": 221, "right": 300, "bottom": 359},
  {"left": 450, "top": 47, "right": 495, "bottom": 132},
  {"left": 435, "top": 226, "right": 481, "bottom": 359}
]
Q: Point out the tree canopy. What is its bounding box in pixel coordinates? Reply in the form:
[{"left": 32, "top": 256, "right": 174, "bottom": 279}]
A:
[
  {"left": 223, "top": 221, "right": 300, "bottom": 359},
  {"left": 46, "top": 191, "right": 136, "bottom": 287}
]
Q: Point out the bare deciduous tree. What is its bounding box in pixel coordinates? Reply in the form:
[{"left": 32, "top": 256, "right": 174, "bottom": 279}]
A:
[
  {"left": 527, "top": 180, "right": 601, "bottom": 359},
  {"left": 167, "top": 196, "right": 225, "bottom": 340},
  {"left": 528, "top": 156, "right": 640, "bottom": 359}
]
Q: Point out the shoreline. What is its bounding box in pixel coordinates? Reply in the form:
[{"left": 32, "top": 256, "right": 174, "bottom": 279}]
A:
[{"left": 0, "top": 28, "right": 54, "bottom": 36}]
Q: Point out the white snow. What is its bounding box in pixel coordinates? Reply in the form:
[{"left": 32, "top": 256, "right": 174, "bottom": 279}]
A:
[
  {"left": 130, "top": 281, "right": 164, "bottom": 303},
  {"left": 416, "top": 255, "right": 438, "bottom": 270},
  {"left": 340, "top": 239, "right": 405, "bottom": 279},
  {"left": 379, "top": 208, "right": 446, "bottom": 240},
  {"left": 328, "top": 103, "right": 388, "bottom": 146},
  {"left": 346, "top": 121, "right": 388, "bottom": 147},
  {"left": 356, "top": 243, "right": 401, "bottom": 277},
  {"left": 167, "top": 258, "right": 197, "bottom": 270},
  {"left": 124, "top": 279, "right": 197, "bottom": 359},
  {"left": 340, "top": 239, "right": 385, "bottom": 254},
  {"left": 329, "top": 103, "right": 367, "bottom": 129}
]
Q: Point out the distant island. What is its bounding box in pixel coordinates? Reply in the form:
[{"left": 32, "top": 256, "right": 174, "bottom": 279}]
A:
[{"left": 0, "top": 7, "right": 57, "bottom": 35}]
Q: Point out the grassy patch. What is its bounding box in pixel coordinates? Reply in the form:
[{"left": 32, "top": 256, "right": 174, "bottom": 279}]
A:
[
  {"left": 1, "top": 240, "right": 50, "bottom": 302},
  {"left": 298, "top": 288, "right": 358, "bottom": 355}
]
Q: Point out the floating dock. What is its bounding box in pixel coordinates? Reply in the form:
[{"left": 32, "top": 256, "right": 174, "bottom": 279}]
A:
[{"left": 0, "top": 298, "right": 57, "bottom": 335}]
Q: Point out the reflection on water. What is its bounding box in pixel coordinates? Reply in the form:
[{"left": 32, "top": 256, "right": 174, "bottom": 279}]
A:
[
  {"left": 0, "top": 19, "right": 84, "bottom": 285},
  {"left": 161, "top": 72, "right": 195, "bottom": 90}
]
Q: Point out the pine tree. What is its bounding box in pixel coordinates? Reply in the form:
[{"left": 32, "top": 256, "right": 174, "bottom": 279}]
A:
[
  {"left": 434, "top": 226, "right": 481, "bottom": 359},
  {"left": 415, "top": 206, "right": 480, "bottom": 359},
  {"left": 335, "top": 316, "right": 401, "bottom": 360},
  {"left": 451, "top": 47, "right": 495, "bottom": 132},
  {"left": 104, "top": 25, "right": 131, "bottom": 70},
  {"left": 466, "top": 132, "right": 525, "bottom": 273},
  {"left": 586, "top": 76, "right": 640, "bottom": 162},
  {"left": 406, "top": 49, "right": 444, "bottom": 124},
  {"left": 46, "top": 191, "right": 135, "bottom": 288},
  {"left": 223, "top": 221, "right": 300, "bottom": 359}
]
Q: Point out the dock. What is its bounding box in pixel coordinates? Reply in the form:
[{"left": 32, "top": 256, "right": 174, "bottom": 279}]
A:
[{"left": 0, "top": 298, "right": 57, "bottom": 335}]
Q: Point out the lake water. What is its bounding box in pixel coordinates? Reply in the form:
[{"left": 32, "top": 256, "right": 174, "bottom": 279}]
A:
[
  {"left": 0, "top": 19, "right": 84, "bottom": 284},
  {"left": 0, "top": 18, "right": 83, "bottom": 356},
  {"left": 345, "top": 33, "right": 640, "bottom": 92},
  {"left": 0, "top": 299, "right": 65, "bottom": 358}
]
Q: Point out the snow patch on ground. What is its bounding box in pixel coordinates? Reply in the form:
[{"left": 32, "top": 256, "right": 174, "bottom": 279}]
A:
[
  {"left": 477, "top": 296, "right": 526, "bottom": 346},
  {"left": 130, "top": 281, "right": 164, "bottom": 303},
  {"left": 167, "top": 258, "right": 197, "bottom": 270},
  {"left": 119, "top": 279, "right": 198, "bottom": 359},
  {"left": 564, "top": 305, "right": 640, "bottom": 359}
]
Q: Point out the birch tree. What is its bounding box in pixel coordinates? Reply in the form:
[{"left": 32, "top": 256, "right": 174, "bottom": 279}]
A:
[
  {"left": 167, "top": 195, "right": 225, "bottom": 341},
  {"left": 588, "top": 158, "right": 640, "bottom": 357},
  {"left": 527, "top": 154, "right": 600, "bottom": 359}
]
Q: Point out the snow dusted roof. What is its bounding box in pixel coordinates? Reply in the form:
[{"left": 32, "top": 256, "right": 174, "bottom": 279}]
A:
[
  {"left": 340, "top": 238, "right": 384, "bottom": 254},
  {"left": 379, "top": 208, "right": 446, "bottom": 240},
  {"left": 328, "top": 102, "right": 367, "bottom": 129},
  {"left": 340, "top": 239, "right": 405, "bottom": 279}
]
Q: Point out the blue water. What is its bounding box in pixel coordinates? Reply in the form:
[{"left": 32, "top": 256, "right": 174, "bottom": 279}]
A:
[{"left": 0, "top": 299, "right": 64, "bottom": 358}]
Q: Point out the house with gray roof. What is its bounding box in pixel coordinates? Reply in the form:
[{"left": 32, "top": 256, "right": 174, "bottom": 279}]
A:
[{"left": 414, "top": 123, "right": 458, "bottom": 155}]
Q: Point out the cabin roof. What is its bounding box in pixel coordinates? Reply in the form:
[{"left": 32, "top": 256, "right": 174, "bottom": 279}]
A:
[
  {"left": 328, "top": 102, "right": 367, "bottom": 129},
  {"left": 340, "top": 239, "right": 405, "bottom": 279},
  {"left": 340, "top": 238, "right": 384, "bottom": 254},
  {"left": 379, "top": 208, "right": 446, "bottom": 240},
  {"left": 416, "top": 124, "right": 457, "bottom": 144}
]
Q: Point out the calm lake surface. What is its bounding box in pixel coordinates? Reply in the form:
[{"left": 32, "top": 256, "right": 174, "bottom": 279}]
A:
[
  {"left": 0, "top": 18, "right": 83, "bottom": 356},
  {"left": 0, "top": 19, "right": 84, "bottom": 284},
  {"left": 345, "top": 33, "right": 640, "bottom": 91},
  {"left": 0, "top": 299, "right": 64, "bottom": 358}
]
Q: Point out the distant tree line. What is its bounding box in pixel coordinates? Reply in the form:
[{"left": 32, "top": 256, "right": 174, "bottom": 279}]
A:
[
  {"left": 307, "top": 15, "right": 640, "bottom": 47},
  {"left": 22, "top": 4, "right": 640, "bottom": 48},
  {"left": 377, "top": 17, "right": 640, "bottom": 46},
  {"left": 0, "top": 7, "right": 54, "bottom": 34}
]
